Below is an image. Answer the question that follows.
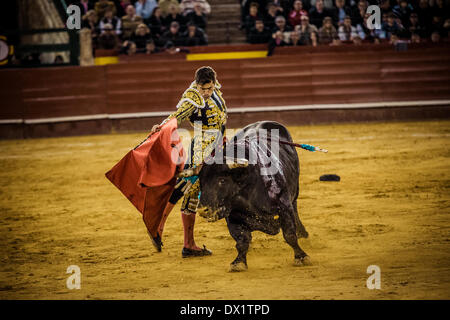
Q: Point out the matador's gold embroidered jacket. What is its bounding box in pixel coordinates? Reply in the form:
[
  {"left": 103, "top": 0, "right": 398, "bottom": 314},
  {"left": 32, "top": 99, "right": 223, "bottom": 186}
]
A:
[{"left": 160, "top": 80, "right": 227, "bottom": 167}]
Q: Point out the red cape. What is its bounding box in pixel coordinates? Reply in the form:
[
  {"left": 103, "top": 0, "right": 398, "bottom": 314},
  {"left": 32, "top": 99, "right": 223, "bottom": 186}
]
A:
[{"left": 105, "top": 118, "right": 185, "bottom": 237}]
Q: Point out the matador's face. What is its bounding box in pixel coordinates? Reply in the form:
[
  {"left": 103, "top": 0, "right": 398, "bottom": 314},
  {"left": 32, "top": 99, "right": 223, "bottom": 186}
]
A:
[{"left": 197, "top": 81, "right": 214, "bottom": 100}]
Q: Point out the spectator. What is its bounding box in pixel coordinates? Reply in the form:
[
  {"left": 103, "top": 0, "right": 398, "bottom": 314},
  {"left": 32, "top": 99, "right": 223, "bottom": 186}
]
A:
[
  {"left": 431, "top": 0, "right": 449, "bottom": 21},
  {"left": 309, "top": 0, "right": 332, "bottom": 28},
  {"left": 288, "top": 30, "right": 304, "bottom": 46},
  {"left": 264, "top": 2, "right": 284, "bottom": 31},
  {"left": 118, "top": 0, "right": 132, "bottom": 17},
  {"left": 318, "top": 16, "right": 340, "bottom": 45},
  {"left": 163, "top": 4, "right": 186, "bottom": 32},
  {"left": 297, "top": 15, "right": 318, "bottom": 45},
  {"left": 95, "top": 0, "right": 117, "bottom": 20},
  {"left": 381, "top": 12, "right": 404, "bottom": 40},
  {"left": 159, "top": 0, "right": 181, "bottom": 17},
  {"left": 338, "top": 15, "right": 358, "bottom": 41},
  {"left": 135, "top": 0, "right": 158, "bottom": 22},
  {"left": 81, "top": 10, "right": 99, "bottom": 45},
  {"left": 149, "top": 6, "right": 166, "bottom": 38},
  {"left": 99, "top": 7, "right": 122, "bottom": 35},
  {"left": 352, "top": 35, "right": 362, "bottom": 45},
  {"left": 430, "top": 30, "right": 442, "bottom": 43},
  {"left": 273, "top": 15, "right": 293, "bottom": 33},
  {"left": 186, "top": 2, "right": 208, "bottom": 30},
  {"left": 356, "top": 12, "right": 385, "bottom": 43},
  {"left": 392, "top": 0, "right": 413, "bottom": 27},
  {"left": 97, "top": 23, "right": 120, "bottom": 49},
  {"left": 182, "top": 22, "right": 208, "bottom": 46},
  {"left": 406, "top": 12, "right": 427, "bottom": 39},
  {"left": 72, "top": 0, "right": 95, "bottom": 16},
  {"left": 120, "top": 40, "right": 137, "bottom": 55},
  {"left": 272, "top": 0, "right": 295, "bottom": 13},
  {"left": 416, "top": 0, "right": 433, "bottom": 30},
  {"left": 332, "top": 0, "right": 352, "bottom": 27},
  {"left": 410, "top": 33, "right": 421, "bottom": 43},
  {"left": 268, "top": 30, "right": 289, "bottom": 55},
  {"left": 121, "top": 4, "right": 144, "bottom": 40},
  {"left": 430, "top": 15, "right": 446, "bottom": 37},
  {"left": 144, "top": 40, "right": 161, "bottom": 54},
  {"left": 288, "top": 0, "right": 309, "bottom": 28},
  {"left": 308, "top": 0, "right": 334, "bottom": 11},
  {"left": 161, "top": 21, "right": 184, "bottom": 46},
  {"left": 248, "top": 19, "right": 272, "bottom": 43},
  {"left": 131, "top": 23, "right": 153, "bottom": 50},
  {"left": 244, "top": 2, "right": 264, "bottom": 37},
  {"left": 350, "top": 0, "right": 367, "bottom": 27},
  {"left": 180, "top": 0, "right": 211, "bottom": 17}
]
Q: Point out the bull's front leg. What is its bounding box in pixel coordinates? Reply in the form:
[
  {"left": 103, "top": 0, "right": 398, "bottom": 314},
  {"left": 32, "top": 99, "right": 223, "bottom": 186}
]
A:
[{"left": 226, "top": 217, "right": 252, "bottom": 272}]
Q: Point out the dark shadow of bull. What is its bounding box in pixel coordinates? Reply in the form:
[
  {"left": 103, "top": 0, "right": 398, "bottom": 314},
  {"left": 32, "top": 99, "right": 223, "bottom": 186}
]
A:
[{"left": 180, "top": 121, "right": 311, "bottom": 271}]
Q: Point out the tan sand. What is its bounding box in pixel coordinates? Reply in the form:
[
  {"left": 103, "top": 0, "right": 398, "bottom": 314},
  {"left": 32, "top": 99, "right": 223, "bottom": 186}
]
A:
[{"left": 0, "top": 120, "right": 449, "bottom": 299}]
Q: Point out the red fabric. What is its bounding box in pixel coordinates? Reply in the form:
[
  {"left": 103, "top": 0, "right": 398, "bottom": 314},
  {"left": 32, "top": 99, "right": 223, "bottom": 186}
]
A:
[{"left": 105, "top": 118, "right": 185, "bottom": 236}]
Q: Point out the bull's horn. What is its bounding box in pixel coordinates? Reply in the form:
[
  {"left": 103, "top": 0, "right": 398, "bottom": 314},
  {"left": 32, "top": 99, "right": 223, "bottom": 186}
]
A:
[
  {"left": 225, "top": 157, "right": 248, "bottom": 169},
  {"left": 177, "top": 165, "right": 203, "bottom": 178}
]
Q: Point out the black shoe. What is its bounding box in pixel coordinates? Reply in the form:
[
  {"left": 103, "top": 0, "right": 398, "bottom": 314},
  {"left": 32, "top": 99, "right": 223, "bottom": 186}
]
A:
[
  {"left": 182, "top": 245, "right": 212, "bottom": 258},
  {"left": 149, "top": 232, "right": 163, "bottom": 252}
]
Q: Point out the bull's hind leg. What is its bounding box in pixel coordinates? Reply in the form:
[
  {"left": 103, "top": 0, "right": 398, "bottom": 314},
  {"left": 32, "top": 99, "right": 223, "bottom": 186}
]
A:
[
  {"left": 279, "top": 207, "right": 312, "bottom": 267},
  {"left": 226, "top": 217, "right": 251, "bottom": 272},
  {"left": 292, "top": 200, "right": 309, "bottom": 238}
]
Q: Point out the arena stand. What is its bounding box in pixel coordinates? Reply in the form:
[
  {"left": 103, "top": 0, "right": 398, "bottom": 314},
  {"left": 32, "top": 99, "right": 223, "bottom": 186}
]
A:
[
  {"left": 1, "top": 0, "right": 450, "bottom": 139},
  {"left": 1, "top": 41, "right": 449, "bottom": 139}
]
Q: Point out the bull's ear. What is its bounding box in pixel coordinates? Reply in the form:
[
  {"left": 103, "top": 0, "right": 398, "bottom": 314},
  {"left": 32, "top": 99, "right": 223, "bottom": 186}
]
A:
[{"left": 225, "top": 157, "right": 248, "bottom": 169}]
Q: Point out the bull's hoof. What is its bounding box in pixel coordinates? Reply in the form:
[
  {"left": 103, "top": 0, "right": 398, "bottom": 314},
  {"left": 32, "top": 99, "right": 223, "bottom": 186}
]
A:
[
  {"left": 297, "top": 229, "right": 309, "bottom": 239},
  {"left": 229, "top": 262, "right": 248, "bottom": 272},
  {"left": 294, "top": 256, "right": 312, "bottom": 267}
]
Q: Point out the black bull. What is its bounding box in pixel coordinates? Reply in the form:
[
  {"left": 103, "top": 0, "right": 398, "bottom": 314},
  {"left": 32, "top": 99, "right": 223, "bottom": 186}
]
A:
[{"left": 191, "top": 121, "right": 311, "bottom": 271}]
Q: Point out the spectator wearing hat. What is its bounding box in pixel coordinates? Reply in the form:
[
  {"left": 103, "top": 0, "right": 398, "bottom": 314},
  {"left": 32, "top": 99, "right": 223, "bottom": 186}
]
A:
[
  {"left": 97, "top": 23, "right": 120, "bottom": 49},
  {"left": 161, "top": 21, "right": 184, "bottom": 47},
  {"left": 121, "top": 4, "right": 144, "bottom": 40},
  {"left": 99, "top": 7, "right": 122, "bottom": 35},
  {"left": 288, "top": 0, "right": 309, "bottom": 28},
  {"left": 248, "top": 19, "right": 272, "bottom": 44},
  {"left": 182, "top": 22, "right": 208, "bottom": 46},
  {"left": 186, "top": 2, "right": 208, "bottom": 30},
  {"left": 338, "top": 15, "right": 357, "bottom": 41},
  {"left": 318, "top": 16, "right": 340, "bottom": 45},
  {"left": 297, "top": 15, "right": 318, "bottom": 45}
]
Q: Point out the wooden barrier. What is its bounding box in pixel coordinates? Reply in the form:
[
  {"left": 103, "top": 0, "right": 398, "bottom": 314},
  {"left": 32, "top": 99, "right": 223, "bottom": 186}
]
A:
[{"left": 1, "top": 43, "right": 449, "bottom": 138}]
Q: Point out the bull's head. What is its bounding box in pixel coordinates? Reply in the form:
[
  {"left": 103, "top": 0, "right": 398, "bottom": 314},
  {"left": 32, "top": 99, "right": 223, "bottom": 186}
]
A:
[{"left": 178, "top": 157, "right": 253, "bottom": 222}]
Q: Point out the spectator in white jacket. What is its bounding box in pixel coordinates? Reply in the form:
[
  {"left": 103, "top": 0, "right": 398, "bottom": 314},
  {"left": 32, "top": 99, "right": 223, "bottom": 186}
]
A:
[
  {"left": 135, "top": 0, "right": 158, "bottom": 21},
  {"left": 180, "top": 0, "right": 211, "bottom": 16}
]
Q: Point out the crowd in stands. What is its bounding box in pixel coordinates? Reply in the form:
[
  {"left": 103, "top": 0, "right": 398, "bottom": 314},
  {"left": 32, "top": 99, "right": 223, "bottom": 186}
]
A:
[
  {"left": 240, "top": 0, "right": 449, "bottom": 52},
  {"left": 69, "top": 0, "right": 211, "bottom": 55}
]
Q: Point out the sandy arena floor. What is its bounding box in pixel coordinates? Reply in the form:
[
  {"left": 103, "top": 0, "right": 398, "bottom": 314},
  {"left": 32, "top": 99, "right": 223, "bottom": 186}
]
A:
[{"left": 0, "top": 120, "right": 449, "bottom": 300}]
